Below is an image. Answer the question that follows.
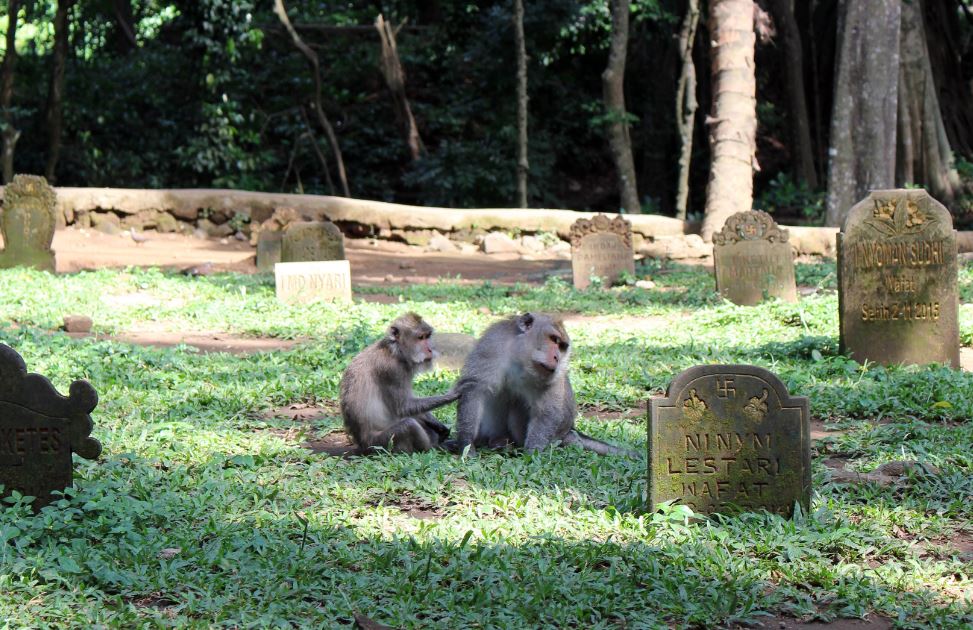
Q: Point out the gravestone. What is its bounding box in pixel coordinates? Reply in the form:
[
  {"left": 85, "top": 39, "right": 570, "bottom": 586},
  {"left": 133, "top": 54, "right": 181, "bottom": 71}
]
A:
[
  {"left": 256, "top": 230, "right": 283, "bottom": 273},
  {"left": 569, "top": 214, "right": 635, "bottom": 289},
  {"left": 648, "top": 365, "right": 810, "bottom": 517},
  {"left": 430, "top": 332, "right": 477, "bottom": 370},
  {"left": 281, "top": 221, "right": 345, "bottom": 263},
  {"left": 713, "top": 211, "right": 797, "bottom": 305},
  {"left": 0, "top": 174, "right": 57, "bottom": 272},
  {"left": 0, "top": 343, "right": 102, "bottom": 509},
  {"left": 275, "top": 260, "right": 352, "bottom": 304},
  {"left": 837, "top": 189, "right": 959, "bottom": 367}
]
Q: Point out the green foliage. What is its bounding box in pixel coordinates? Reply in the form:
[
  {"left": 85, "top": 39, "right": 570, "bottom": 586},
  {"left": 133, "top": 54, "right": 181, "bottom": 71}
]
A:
[
  {"left": 756, "top": 172, "right": 826, "bottom": 224},
  {"left": 0, "top": 262, "right": 971, "bottom": 625}
]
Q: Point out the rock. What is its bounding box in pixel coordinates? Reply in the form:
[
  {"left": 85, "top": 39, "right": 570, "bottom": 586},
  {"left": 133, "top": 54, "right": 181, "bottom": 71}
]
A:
[
  {"left": 76, "top": 210, "right": 92, "bottom": 229},
  {"left": 234, "top": 231, "right": 247, "bottom": 241},
  {"left": 208, "top": 208, "right": 233, "bottom": 225},
  {"left": 391, "top": 229, "right": 436, "bottom": 247},
  {"left": 459, "top": 243, "right": 478, "bottom": 254},
  {"left": 481, "top": 232, "right": 522, "bottom": 254},
  {"left": 90, "top": 211, "right": 120, "bottom": 228},
  {"left": 548, "top": 240, "right": 571, "bottom": 254},
  {"left": 62, "top": 315, "right": 93, "bottom": 333},
  {"left": 169, "top": 206, "right": 199, "bottom": 222},
  {"left": 155, "top": 212, "right": 179, "bottom": 233},
  {"left": 384, "top": 274, "right": 394, "bottom": 282},
  {"left": 428, "top": 233, "right": 459, "bottom": 253},
  {"left": 520, "top": 235, "right": 546, "bottom": 253},
  {"left": 121, "top": 209, "right": 162, "bottom": 230},
  {"left": 192, "top": 228, "right": 209, "bottom": 239},
  {"left": 638, "top": 234, "right": 712, "bottom": 260},
  {"left": 432, "top": 332, "right": 477, "bottom": 370},
  {"left": 199, "top": 218, "right": 234, "bottom": 238},
  {"left": 635, "top": 279, "right": 656, "bottom": 289},
  {"left": 93, "top": 221, "right": 121, "bottom": 236}
]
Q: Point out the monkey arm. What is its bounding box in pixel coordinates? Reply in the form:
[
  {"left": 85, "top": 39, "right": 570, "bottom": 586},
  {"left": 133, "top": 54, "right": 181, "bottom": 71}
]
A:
[{"left": 398, "top": 390, "right": 460, "bottom": 417}]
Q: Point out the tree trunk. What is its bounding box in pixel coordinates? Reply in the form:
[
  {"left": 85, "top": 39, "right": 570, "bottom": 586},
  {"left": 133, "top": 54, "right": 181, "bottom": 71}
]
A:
[
  {"left": 1, "top": 0, "right": 20, "bottom": 184},
  {"left": 674, "top": 0, "right": 700, "bottom": 220},
  {"left": 375, "top": 14, "right": 425, "bottom": 162},
  {"left": 44, "top": 0, "right": 74, "bottom": 183},
  {"left": 700, "top": 0, "right": 757, "bottom": 242},
  {"left": 768, "top": 0, "right": 816, "bottom": 189},
  {"left": 513, "top": 0, "right": 528, "bottom": 208},
  {"left": 602, "top": 0, "right": 640, "bottom": 214},
  {"left": 273, "top": 0, "right": 350, "bottom": 197},
  {"left": 824, "top": 0, "right": 900, "bottom": 228},
  {"left": 111, "top": 0, "right": 137, "bottom": 54},
  {"left": 896, "top": 0, "right": 961, "bottom": 203}
]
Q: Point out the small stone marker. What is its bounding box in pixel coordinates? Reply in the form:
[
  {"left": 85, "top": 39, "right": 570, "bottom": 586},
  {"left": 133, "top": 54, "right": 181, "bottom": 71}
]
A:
[
  {"left": 0, "top": 174, "right": 58, "bottom": 272},
  {"left": 275, "top": 260, "right": 352, "bottom": 304},
  {"left": 431, "top": 332, "right": 477, "bottom": 370},
  {"left": 281, "top": 221, "right": 345, "bottom": 263},
  {"left": 648, "top": 365, "right": 810, "bottom": 517},
  {"left": 713, "top": 211, "right": 797, "bottom": 305},
  {"left": 569, "top": 214, "right": 635, "bottom": 289},
  {"left": 256, "top": 230, "right": 283, "bottom": 272},
  {"left": 837, "top": 189, "right": 959, "bottom": 367},
  {"left": 0, "top": 343, "right": 102, "bottom": 509}
]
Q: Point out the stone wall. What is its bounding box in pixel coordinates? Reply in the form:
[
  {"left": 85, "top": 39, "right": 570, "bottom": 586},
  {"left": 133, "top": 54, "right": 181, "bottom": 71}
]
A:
[{"left": 1, "top": 186, "right": 954, "bottom": 259}]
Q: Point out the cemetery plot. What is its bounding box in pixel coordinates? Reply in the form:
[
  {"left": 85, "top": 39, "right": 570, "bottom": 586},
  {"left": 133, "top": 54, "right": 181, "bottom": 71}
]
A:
[
  {"left": 648, "top": 364, "right": 810, "bottom": 517},
  {"left": 570, "top": 214, "right": 635, "bottom": 289},
  {"left": 713, "top": 210, "right": 797, "bottom": 305},
  {"left": 838, "top": 189, "right": 959, "bottom": 367},
  {"left": 0, "top": 343, "right": 101, "bottom": 508},
  {"left": 0, "top": 175, "right": 57, "bottom": 272}
]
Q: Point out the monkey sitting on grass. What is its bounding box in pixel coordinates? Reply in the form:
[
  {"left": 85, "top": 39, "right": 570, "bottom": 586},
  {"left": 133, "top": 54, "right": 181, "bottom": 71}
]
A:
[
  {"left": 448, "top": 312, "right": 639, "bottom": 458},
  {"left": 340, "top": 312, "right": 462, "bottom": 454}
]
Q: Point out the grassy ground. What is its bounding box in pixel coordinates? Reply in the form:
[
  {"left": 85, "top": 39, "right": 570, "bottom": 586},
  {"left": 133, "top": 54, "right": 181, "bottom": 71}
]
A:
[{"left": 0, "top": 261, "right": 970, "bottom": 628}]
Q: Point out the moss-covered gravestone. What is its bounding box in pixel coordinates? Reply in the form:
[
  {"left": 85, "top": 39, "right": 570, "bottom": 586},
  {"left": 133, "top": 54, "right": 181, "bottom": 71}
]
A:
[
  {"left": 570, "top": 214, "right": 635, "bottom": 289},
  {"left": 648, "top": 365, "right": 810, "bottom": 517},
  {"left": 256, "top": 230, "right": 283, "bottom": 272},
  {"left": 0, "top": 175, "right": 57, "bottom": 272},
  {"left": 281, "top": 221, "right": 345, "bottom": 263},
  {"left": 0, "top": 344, "right": 102, "bottom": 509},
  {"left": 713, "top": 211, "right": 797, "bottom": 305},
  {"left": 837, "top": 189, "right": 959, "bottom": 367}
]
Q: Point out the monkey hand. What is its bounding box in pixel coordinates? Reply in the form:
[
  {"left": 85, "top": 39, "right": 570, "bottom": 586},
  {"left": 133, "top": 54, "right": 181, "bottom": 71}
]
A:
[
  {"left": 450, "top": 377, "right": 477, "bottom": 399},
  {"left": 421, "top": 415, "right": 451, "bottom": 440}
]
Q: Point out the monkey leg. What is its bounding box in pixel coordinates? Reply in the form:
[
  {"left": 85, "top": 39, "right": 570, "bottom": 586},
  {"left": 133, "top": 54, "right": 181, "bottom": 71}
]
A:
[
  {"left": 366, "top": 417, "right": 434, "bottom": 454},
  {"left": 419, "top": 412, "right": 451, "bottom": 441}
]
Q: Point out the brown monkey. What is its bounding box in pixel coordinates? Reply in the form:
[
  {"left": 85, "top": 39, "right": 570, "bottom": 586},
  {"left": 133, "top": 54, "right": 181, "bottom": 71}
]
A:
[
  {"left": 449, "top": 312, "right": 639, "bottom": 458},
  {"left": 340, "top": 312, "right": 460, "bottom": 454}
]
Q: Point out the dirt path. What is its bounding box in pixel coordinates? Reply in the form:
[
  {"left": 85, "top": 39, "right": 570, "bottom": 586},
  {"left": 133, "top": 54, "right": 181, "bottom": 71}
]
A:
[{"left": 50, "top": 227, "right": 568, "bottom": 285}]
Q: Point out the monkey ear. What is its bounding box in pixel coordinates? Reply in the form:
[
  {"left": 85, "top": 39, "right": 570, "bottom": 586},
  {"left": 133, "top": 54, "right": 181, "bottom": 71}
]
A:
[
  {"left": 388, "top": 325, "right": 400, "bottom": 341},
  {"left": 517, "top": 313, "right": 534, "bottom": 332}
]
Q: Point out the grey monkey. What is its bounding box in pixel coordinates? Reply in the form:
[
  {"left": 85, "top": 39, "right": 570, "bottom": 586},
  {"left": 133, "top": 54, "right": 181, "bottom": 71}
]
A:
[
  {"left": 340, "top": 312, "right": 459, "bottom": 454},
  {"left": 449, "top": 312, "right": 639, "bottom": 458}
]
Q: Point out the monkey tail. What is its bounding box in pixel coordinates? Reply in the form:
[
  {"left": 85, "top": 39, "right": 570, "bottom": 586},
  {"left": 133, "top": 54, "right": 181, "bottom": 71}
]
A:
[{"left": 565, "top": 430, "right": 642, "bottom": 459}]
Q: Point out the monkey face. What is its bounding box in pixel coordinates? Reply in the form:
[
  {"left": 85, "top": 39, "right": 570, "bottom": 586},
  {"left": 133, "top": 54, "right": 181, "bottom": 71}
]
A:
[
  {"left": 388, "top": 312, "right": 438, "bottom": 370},
  {"left": 519, "top": 313, "right": 570, "bottom": 378}
]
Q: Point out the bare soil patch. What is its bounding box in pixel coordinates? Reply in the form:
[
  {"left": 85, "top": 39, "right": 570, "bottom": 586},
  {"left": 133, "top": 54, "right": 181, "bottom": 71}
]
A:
[
  {"left": 749, "top": 615, "right": 892, "bottom": 630},
  {"left": 51, "top": 227, "right": 568, "bottom": 286},
  {"left": 65, "top": 329, "right": 302, "bottom": 354}
]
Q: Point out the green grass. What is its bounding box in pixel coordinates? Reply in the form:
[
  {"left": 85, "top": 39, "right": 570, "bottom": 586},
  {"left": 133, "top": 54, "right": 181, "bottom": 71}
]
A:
[{"left": 0, "top": 263, "right": 970, "bottom": 627}]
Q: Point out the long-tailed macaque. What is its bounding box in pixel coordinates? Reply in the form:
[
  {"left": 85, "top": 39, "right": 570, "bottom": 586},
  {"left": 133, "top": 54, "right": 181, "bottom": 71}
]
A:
[
  {"left": 340, "top": 312, "right": 459, "bottom": 454},
  {"left": 450, "top": 312, "right": 639, "bottom": 458}
]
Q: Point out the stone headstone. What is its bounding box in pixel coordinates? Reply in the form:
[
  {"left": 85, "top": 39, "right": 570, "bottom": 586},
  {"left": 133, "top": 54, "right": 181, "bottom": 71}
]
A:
[
  {"left": 430, "top": 332, "right": 477, "bottom": 370},
  {"left": 713, "top": 211, "right": 797, "bottom": 305},
  {"left": 570, "top": 214, "right": 635, "bottom": 289},
  {"left": 256, "top": 230, "right": 283, "bottom": 273},
  {"left": 281, "top": 221, "right": 345, "bottom": 263},
  {"left": 648, "top": 365, "right": 811, "bottom": 517},
  {"left": 275, "top": 260, "right": 352, "bottom": 304},
  {"left": 0, "top": 175, "right": 57, "bottom": 272},
  {"left": 0, "top": 343, "right": 102, "bottom": 509},
  {"left": 837, "top": 189, "right": 959, "bottom": 367}
]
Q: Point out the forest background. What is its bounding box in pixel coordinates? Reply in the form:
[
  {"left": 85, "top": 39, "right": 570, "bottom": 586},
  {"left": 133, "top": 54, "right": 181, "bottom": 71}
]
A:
[{"left": 4, "top": 0, "right": 973, "bottom": 229}]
